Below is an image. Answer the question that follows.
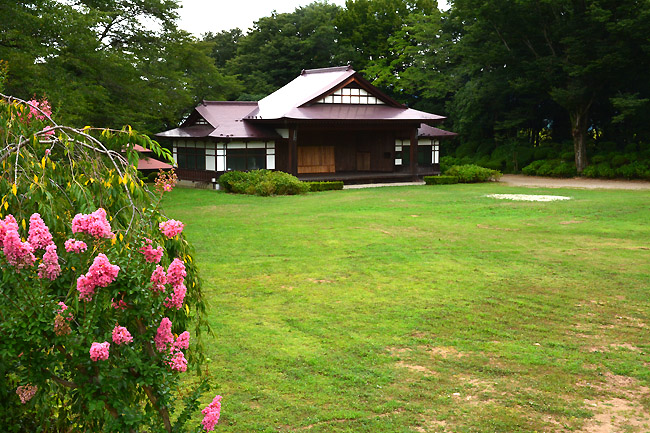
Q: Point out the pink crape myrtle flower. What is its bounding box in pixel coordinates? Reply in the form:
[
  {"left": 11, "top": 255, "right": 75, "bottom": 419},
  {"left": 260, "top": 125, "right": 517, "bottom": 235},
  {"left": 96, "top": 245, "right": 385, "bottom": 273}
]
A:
[
  {"left": 38, "top": 244, "right": 61, "bottom": 280},
  {"left": 89, "top": 341, "right": 110, "bottom": 361},
  {"left": 2, "top": 227, "right": 36, "bottom": 270},
  {"left": 169, "top": 351, "right": 187, "bottom": 372},
  {"left": 154, "top": 317, "right": 173, "bottom": 353},
  {"left": 64, "top": 239, "right": 87, "bottom": 253},
  {"left": 139, "top": 238, "right": 163, "bottom": 263},
  {"left": 26, "top": 98, "right": 52, "bottom": 121},
  {"left": 150, "top": 265, "right": 167, "bottom": 293},
  {"left": 77, "top": 253, "right": 120, "bottom": 301},
  {"left": 41, "top": 126, "right": 55, "bottom": 137},
  {"left": 0, "top": 214, "right": 19, "bottom": 248},
  {"left": 112, "top": 325, "right": 133, "bottom": 345},
  {"left": 173, "top": 331, "right": 190, "bottom": 351},
  {"left": 164, "top": 283, "right": 186, "bottom": 310},
  {"left": 159, "top": 219, "right": 184, "bottom": 238},
  {"left": 57, "top": 302, "right": 73, "bottom": 321},
  {"left": 16, "top": 385, "right": 38, "bottom": 404},
  {"left": 27, "top": 213, "right": 53, "bottom": 250},
  {"left": 201, "top": 395, "right": 223, "bottom": 431},
  {"left": 71, "top": 208, "right": 114, "bottom": 239},
  {"left": 166, "top": 258, "right": 186, "bottom": 286},
  {"left": 111, "top": 297, "right": 127, "bottom": 310}
]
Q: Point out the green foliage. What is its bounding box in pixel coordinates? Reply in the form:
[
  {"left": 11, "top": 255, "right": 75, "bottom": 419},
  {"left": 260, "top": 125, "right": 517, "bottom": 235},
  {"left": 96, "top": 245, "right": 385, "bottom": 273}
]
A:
[
  {"left": 521, "top": 160, "right": 577, "bottom": 178},
  {"left": 0, "top": 97, "right": 210, "bottom": 431},
  {"left": 444, "top": 164, "right": 501, "bottom": 183},
  {"left": 219, "top": 170, "right": 309, "bottom": 196},
  {"left": 424, "top": 175, "right": 459, "bottom": 185},
  {"left": 147, "top": 172, "right": 159, "bottom": 183},
  {"left": 305, "top": 181, "right": 344, "bottom": 192},
  {"left": 0, "top": 1, "right": 242, "bottom": 132}
]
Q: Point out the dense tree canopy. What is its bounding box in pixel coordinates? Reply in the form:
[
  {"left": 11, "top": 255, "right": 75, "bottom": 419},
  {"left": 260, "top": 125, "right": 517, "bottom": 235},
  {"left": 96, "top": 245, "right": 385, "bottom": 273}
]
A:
[{"left": 3, "top": 0, "right": 650, "bottom": 175}]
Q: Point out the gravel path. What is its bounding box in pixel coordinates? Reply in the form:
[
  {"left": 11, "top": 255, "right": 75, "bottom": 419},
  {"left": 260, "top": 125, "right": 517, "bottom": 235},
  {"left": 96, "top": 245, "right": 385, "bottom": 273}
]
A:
[
  {"left": 343, "top": 175, "right": 650, "bottom": 190},
  {"left": 499, "top": 174, "right": 650, "bottom": 190}
]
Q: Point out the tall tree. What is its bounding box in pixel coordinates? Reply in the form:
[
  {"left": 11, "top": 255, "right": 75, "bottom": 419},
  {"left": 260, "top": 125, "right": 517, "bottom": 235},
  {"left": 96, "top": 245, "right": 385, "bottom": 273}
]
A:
[
  {"left": 446, "top": 0, "right": 650, "bottom": 172},
  {"left": 0, "top": 0, "right": 242, "bottom": 132}
]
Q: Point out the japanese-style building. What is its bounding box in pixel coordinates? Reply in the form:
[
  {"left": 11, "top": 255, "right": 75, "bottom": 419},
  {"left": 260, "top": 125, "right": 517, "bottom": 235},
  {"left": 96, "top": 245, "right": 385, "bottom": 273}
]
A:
[{"left": 156, "top": 66, "right": 456, "bottom": 185}]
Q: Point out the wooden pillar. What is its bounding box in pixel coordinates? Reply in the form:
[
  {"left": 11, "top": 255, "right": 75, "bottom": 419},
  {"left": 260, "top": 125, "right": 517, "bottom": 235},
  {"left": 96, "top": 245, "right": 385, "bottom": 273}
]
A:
[
  {"left": 409, "top": 127, "right": 418, "bottom": 176},
  {"left": 288, "top": 127, "right": 298, "bottom": 175}
]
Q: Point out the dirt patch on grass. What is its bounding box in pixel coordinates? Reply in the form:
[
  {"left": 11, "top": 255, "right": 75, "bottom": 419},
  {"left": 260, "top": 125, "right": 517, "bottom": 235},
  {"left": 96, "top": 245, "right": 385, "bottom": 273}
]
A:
[
  {"left": 476, "top": 223, "right": 519, "bottom": 231},
  {"left": 560, "top": 220, "right": 585, "bottom": 225},
  {"left": 396, "top": 361, "right": 438, "bottom": 376},
  {"left": 580, "top": 372, "right": 650, "bottom": 433},
  {"left": 428, "top": 346, "right": 466, "bottom": 358}
]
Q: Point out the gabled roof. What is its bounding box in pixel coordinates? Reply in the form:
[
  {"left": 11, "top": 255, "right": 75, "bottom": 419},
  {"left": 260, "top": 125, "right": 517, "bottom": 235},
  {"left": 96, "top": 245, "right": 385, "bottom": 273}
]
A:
[
  {"left": 246, "top": 66, "right": 445, "bottom": 124},
  {"left": 156, "top": 67, "right": 450, "bottom": 140},
  {"left": 156, "top": 101, "right": 279, "bottom": 139}
]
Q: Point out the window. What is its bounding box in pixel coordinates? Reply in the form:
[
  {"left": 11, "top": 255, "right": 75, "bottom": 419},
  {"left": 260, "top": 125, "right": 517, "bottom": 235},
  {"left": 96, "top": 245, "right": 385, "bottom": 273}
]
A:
[
  {"left": 400, "top": 146, "right": 432, "bottom": 166},
  {"left": 177, "top": 147, "right": 205, "bottom": 170},
  {"left": 226, "top": 148, "right": 266, "bottom": 171}
]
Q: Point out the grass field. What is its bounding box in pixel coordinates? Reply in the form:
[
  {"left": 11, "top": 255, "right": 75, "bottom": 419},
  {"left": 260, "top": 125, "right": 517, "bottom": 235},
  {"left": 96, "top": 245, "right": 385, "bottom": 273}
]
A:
[{"left": 163, "top": 183, "right": 650, "bottom": 433}]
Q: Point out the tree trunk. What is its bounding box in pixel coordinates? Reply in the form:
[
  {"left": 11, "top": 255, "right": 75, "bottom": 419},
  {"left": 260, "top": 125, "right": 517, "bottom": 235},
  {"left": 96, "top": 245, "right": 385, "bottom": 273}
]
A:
[{"left": 570, "top": 106, "right": 590, "bottom": 174}]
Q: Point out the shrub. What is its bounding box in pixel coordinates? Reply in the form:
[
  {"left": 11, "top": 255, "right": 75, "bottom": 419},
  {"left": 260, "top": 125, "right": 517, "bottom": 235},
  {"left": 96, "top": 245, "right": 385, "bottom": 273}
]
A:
[
  {"left": 424, "top": 175, "right": 459, "bottom": 185},
  {"left": 521, "top": 160, "right": 545, "bottom": 176},
  {"left": 219, "top": 170, "right": 309, "bottom": 196},
  {"left": 444, "top": 164, "right": 502, "bottom": 183},
  {"left": 0, "top": 95, "right": 220, "bottom": 432},
  {"left": 306, "top": 181, "right": 344, "bottom": 192},
  {"left": 147, "top": 171, "right": 159, "bottom": 182}
]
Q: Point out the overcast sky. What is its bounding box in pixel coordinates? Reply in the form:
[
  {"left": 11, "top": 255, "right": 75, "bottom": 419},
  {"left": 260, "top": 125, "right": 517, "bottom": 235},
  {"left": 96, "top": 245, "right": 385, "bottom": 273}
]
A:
[{"left": 176, "top": 0, "right": 450, "bottom": 37}]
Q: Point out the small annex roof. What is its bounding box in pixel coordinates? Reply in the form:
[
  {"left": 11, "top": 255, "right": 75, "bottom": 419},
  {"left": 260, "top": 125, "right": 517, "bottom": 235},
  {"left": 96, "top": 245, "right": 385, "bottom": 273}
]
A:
[
  {"left": 418, "top": 124, "right": 458, "bottom": 138},
  {"left": 156, "top": 101, "right": 279, "bottom": 140},
  {"left": 246, "top": 66, "right": 445, "bottom": 124}
]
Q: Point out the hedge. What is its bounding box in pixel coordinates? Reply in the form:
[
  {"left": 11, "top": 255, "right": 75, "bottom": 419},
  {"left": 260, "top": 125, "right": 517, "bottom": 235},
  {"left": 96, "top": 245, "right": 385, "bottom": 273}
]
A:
[
  {"left": 305, "top": 181, "right": 344, "bottom": 191},
  {"left": 444, "top": 164, "right": 502, "bottom": 183},
  {"left": 424, "top": 175, "right": 459, "bottom": 185},
  {"left": 218, "top": 170, "right": 310, "bottom": 196}
]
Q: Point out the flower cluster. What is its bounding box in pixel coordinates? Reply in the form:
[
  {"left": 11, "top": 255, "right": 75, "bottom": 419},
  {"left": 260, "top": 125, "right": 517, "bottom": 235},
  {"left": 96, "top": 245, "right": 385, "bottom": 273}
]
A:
[
  {"left": 2, "top": 223, "right": 36, "bottom": 270},
  {"left": 25, "top": 98, "right": 52, "bottom": 121},
  {"left": 0, "top": 214, "right": 19, "bottom": 248},
  {"left": 38, "top": 244, "right": 61, "bottom": 280},
  {"left": 64, "top": 238, "right": 87, "bottom": 253},
  {"left": 201, "top": 395, "right": 223, "bottom": 431},
  {"left": 77, "top": 253, "right": 120, "bottom": 301},
  {"left": 112, "top": 325, "right": 133, "bottom": 345},
  {"left": 150, "top": 265, "right": 167, "bottom": 293},
  {"left": 173, "top": 331, "right": 190, "bottom": 351},
  {"left": 164, "top": 283, "right": 187, "bottom": 310},
  {"left": 16, "top": 385, "right": 38, "bottom": 404},
  {"left": 159, "top": 220, "right": 184, "bottom": 238},
  {"left": 72, "top": 208, "right": 114, "bottom": 239},
  {"left": 154, "top": 317, "right": 174, "bottom": 353},
  {"left": 155, "top": 318, "right": 191, "bottom": 372},
  {"left": 154, "top": 169, "right": 178, "bottom": 193},
  {"left": 89, "top": 341, "right": 110, "bottom": 361},
  {"left": 169, "top": 351, "right": 187, "bottom": 372},
  {"left": 167, "top": 258, "right": 186, "bottom": 286},
  {"left": 139, "top": 238, "right": 163, "bottom": 263},
  {"left": 27, "top": 213, "right": 53, "bottom": 249}
]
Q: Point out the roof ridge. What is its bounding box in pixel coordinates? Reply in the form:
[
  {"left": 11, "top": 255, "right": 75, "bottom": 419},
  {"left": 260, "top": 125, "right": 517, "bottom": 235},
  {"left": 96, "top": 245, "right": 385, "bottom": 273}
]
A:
[
  {"left": 201, "top": 100, "right": 258, "bottom": 105},
  {"left": 301, "top": 66, "right": 353, "bottom": 75}
]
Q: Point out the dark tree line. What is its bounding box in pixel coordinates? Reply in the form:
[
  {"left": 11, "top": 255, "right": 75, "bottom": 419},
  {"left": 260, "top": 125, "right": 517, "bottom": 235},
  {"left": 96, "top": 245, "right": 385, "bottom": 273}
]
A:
[{"left": 3, "top": 0, "right": 650, "bottom": 175}]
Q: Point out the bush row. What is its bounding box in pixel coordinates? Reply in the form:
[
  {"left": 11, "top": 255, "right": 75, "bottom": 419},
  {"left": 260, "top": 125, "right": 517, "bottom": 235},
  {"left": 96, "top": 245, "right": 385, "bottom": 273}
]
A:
[
  {"left": 424, "top": 175, "right": 459, "bottom": 185},
  {"left": 306, "top": 181, "right": 344, "bottom": 191},
  {"left": 444, "top": 164, "right": 502, "bottom": 183}
]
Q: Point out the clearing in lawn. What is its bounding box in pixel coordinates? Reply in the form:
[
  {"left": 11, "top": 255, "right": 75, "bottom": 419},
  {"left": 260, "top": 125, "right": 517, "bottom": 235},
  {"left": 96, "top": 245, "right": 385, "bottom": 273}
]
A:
[{"left": 163, "top": 183, "right": 649, "bottom": 433}]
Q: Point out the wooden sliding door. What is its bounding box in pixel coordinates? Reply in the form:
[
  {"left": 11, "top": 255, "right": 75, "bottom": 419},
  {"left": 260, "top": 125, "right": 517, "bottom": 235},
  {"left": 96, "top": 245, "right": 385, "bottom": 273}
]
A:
[{"left": 298, "top": 146, "right": 335, "bottom": 173}]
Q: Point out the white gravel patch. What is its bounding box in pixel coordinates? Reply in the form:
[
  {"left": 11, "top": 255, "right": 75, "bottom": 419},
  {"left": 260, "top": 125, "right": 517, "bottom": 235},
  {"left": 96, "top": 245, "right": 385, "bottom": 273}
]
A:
[{"left": 485, "top": 194, "right": 572, "bottom": 202}]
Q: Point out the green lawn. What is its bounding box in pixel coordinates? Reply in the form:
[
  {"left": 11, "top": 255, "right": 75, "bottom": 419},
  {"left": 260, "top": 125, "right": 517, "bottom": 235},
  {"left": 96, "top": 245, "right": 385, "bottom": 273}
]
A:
[{"left": 163, "top": 183, "right": 650, "bottom": 433}]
